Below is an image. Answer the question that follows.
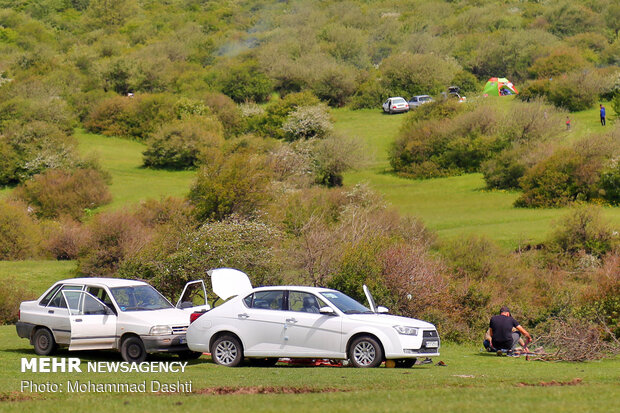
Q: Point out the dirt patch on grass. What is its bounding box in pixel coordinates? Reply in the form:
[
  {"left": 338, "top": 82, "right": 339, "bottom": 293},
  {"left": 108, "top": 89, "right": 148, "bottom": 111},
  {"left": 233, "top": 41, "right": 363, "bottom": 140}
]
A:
[
  {"left": 517, "top": 378, "right": 582, "bottom": 387},
  {"left": 194, "top": 386, "right": 346, "bottom": 395},
  {"left": 0, "top": 392, "right": 43, "bottom": 402}
]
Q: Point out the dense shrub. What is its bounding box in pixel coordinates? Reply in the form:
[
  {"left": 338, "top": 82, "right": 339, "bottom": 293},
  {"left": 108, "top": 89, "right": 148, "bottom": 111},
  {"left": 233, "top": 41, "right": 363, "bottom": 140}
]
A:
[
  {"left": 0, "top": 200, "right": 40, "bottom": 260},
  {"left": 77, "top": 210, "right": 151, "bottom": 277},
  {"left": 528, "top": 47, "right": 590, "bottom": 78},
  {"left": 219, "top": 60, "right": 273, "bottom": 103},
  {"left": 44, "top": 217, "right": 90, "bottom": 260},
  {"left": 189, "top": 150, "right": 273, "bottom": 221},
  {"left": 598, "top": 158, "right": 620, "bottom": 205},
  {"left": 118, "top": 216, "right": 283, "bottom": 300},
  {"left": 143, "top": 116, "right": 224, "bottom": 169},
  {"left": 515, "top": 135, "right": 618, "bottom": 207},
  {"left": 546, "top": 206, "right": 618, "bottom": 259},
  {"left": 14, "top": 168, "right": 111, "bottom": 219},
  {"left": 0, "top": 281, "right": 36, "bottom": 324},
  {"left": 311, "top": 134, "right": 362, "bottom": 187},
  {"left": 380, "top": 52, "right": 460, "bottom": 98},
  {"left": 0, "top": 121, "right": 83, "bottom": 185},
  {"left": 85, "top": 94, "right": 177, "bottom": 140},
  {"left": 203, "top": 92, "right": 243, "bottom": 137},
  {"left": 546, "top": 70, "right": 603, "bottom": 112},
  {"left": 282, "top": 104, "right": 332, "bottom": 141}
]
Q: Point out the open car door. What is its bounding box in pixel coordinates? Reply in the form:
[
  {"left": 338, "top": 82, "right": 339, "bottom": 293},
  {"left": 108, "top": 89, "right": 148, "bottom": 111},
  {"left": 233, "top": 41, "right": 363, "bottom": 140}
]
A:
[
  {"left": 176, "top": 280, "right": 210, "bottom": 312},
  {"left": 62, "top": 290, "right": 117, "bottom": 350},
  {"left": 208, "top": 268, "right": 252, "bottom": 301}
]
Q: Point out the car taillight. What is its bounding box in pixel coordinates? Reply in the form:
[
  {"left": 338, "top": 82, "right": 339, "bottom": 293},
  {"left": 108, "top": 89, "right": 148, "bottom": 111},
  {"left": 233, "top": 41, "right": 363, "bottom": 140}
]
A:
[
  {"left": 393, "top": 106, "right": 397, "bottom": 109},
  {"left": 189, "top": 312, "right": 204, "bottom": 324},
  {"left": 18, "top": 309, "right": 20, "bottom": 320}
]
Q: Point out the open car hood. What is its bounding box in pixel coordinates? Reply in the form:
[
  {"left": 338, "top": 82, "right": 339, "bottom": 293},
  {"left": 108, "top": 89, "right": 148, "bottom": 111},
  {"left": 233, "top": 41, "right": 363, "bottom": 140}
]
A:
[
  {"left": 208, "top": 268, "right": 253, "bottom": 300},
  {"left": 363, "top": 284, "right": 377, "bottom": 313}
]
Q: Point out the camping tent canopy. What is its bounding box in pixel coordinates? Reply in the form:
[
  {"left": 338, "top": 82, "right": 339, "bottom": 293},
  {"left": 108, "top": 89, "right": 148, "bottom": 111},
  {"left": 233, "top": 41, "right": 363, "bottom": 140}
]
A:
[{"left": 483, "top": 77, "right": 518, "bottom": 96}]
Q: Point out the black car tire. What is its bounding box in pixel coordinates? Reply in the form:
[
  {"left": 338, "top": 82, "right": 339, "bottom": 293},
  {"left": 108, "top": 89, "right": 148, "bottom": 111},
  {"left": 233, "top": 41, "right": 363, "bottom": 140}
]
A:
[
  {"left": 349, "top": 336, "right": 383, "bottom": 368},
  {"left": 33, "top": 328, "right": 56, "bottom": 356},
  {"left": 121, "top": 336, "right": 147, "bottom": 363},
  {"left": 211, "top": 335, "right": 243, "bottom": 367}
]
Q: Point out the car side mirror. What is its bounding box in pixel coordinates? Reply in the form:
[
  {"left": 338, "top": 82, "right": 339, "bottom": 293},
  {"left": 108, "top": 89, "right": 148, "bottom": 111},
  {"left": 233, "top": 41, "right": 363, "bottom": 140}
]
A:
[
  {"left": 319, "top": 306, "right": 336, "bottom": 316},
  {"left": 377, "top": 306, "right": 389, "bottom": 314}
]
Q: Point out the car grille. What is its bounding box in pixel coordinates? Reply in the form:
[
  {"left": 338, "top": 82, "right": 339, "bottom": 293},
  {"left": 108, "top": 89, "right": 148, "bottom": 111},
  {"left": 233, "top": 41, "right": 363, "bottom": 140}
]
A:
[
  {"left": 423, "top": 330, "right": 438, "bottom": 338},
  {"left": 171, "top": 325, "right": 188, "bottom": 335}
]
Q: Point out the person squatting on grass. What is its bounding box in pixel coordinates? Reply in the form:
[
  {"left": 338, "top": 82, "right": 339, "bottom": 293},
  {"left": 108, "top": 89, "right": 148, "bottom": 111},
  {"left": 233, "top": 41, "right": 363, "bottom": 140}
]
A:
[{"left": 483, "top": 306, "right": 532, "bottom": 354}]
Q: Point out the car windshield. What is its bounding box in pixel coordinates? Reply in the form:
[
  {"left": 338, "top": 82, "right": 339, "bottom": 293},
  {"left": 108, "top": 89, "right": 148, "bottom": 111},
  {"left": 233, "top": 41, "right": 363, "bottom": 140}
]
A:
[
  {"left": 393, "top": 98, "right": 406, "bottom": 104},
  {"left": 109, "top": 285, "right": 173, "bottom": 311},
  {"left": 320, "top": 291, "right": 373, "bottom": 314},
  {"left": 419, "top": 96, "right": 431, "bottom": 102}
]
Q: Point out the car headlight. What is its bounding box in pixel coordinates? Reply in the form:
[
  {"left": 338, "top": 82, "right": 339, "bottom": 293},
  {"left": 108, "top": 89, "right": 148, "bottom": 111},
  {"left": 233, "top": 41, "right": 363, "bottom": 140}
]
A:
[
  {"left": 393, "top": 325, "right": 419, "bottom": 336},
  {"left": 149, "top": 325, "right": 173, "bottom": 335}
]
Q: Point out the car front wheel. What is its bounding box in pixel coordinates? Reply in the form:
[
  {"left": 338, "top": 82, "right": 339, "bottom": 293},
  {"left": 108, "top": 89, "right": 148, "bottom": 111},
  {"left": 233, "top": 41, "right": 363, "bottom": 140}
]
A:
[
  {"left": 121, "top": 336, "right": 147, "bottom": 363},
  {"left": 33, "top": 328, "right": 56, "bottom": 356},
  {"left": 211, "top": 335, "right": 243, "bottom": 367},
  {"left": 349, "top": 336, "right": 383, "bottom": 368}
]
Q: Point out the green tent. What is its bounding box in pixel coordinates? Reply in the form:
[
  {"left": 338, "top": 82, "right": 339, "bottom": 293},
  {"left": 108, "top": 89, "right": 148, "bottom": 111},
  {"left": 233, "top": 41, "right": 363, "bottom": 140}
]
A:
[{"left": 483, "top": 77, "right": 518, "bottom": 96}]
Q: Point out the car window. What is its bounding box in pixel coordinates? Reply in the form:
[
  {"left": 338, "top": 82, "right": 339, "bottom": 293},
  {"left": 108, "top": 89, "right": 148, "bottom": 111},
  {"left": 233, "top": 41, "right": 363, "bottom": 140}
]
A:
[
  {"left": 288, "top": 291, "right": 326, "bottom": 313},
  {"left": 87, "top": 287, "right": 115, "bottom": 310},
  {"left": 320, "top": 291, "right": 373, "bottom": 314},
  {"left": 247, "top": 290, "right": 284, "bottom": 310},
  {"left": 63, "top": 291, "right": 111, "bottom": 316},
  {"left": 420, "top": 96, "right": 431, "bottom": 102},
  {"left": 109, "top": 285, "right": 173, "bottom": 312},
  {"left": 393, "top": 98, "right": 406, "bottom": 104},
  {"left": 40, "top": 284, "right": 62, "bottom": 306},
  {"left": 47, "top": 285, "right": 83, "bottom": 308}
]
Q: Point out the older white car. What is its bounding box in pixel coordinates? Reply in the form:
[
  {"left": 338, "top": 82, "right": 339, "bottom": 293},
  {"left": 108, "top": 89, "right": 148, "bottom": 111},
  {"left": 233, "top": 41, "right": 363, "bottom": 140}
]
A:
[
  {"left": 382, "top": 97, "right": 409, "bottom": 114},
  {"left": 16, "top": 278, "right": 209, "bottom": 362},
  {"left": 187, "top": 269, "right": 440, "bottom": 368}
]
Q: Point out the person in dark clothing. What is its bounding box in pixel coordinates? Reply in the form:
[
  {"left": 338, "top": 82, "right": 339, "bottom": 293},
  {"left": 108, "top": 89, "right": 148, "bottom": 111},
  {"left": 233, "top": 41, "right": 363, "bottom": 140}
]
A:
[
  {"left": 487, "top": 306, "right": 532, "bottom": 352},
  {"left": 600, "top": 104, "right": 606, "bottom": 126}
]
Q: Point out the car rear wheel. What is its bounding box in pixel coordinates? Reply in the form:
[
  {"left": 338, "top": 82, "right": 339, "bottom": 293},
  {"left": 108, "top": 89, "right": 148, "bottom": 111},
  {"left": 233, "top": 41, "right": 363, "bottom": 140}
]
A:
[
  {"left": 349, "top": 336, "right": 383, "bottom": 368},
  {"left": 211, "top": 335, "right": 243, "bottom": 367},
  {"left": 33, "top": 328, "right": 56, "bottom": 356},
  {"left": 121, "top": 336, "right": 147, "bottom": 363}
]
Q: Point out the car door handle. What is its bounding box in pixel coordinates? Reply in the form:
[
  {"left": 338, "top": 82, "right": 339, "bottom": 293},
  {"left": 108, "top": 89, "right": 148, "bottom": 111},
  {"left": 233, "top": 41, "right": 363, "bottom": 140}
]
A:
[
  {"left": 48, "top": 310, "right": 54, "bottom": 314},
  {"left": 286, "top": 318, "right": 297, "bottom": 323},
  {"left": 238, "top": 313, "right": 249, "bottom": 319},
  {"left": 75, "top": 319, "right": 82, "bottom": 322}
]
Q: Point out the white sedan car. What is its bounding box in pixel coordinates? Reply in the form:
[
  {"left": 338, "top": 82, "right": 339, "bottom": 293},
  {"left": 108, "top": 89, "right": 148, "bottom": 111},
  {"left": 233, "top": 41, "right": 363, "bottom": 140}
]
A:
[
  {"left": 17, "top": 278, "right": 209, "bottom": 362},
  {"left": 187, "top": 270, "right": 440, "bottom": 368},
  {"left": 382, "top": 97, "right": 409, "bottom": 114}
]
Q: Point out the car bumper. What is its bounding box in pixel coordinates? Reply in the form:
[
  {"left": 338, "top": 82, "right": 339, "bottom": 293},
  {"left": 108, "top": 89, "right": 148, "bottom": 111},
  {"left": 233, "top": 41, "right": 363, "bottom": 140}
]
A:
[
  {"left": 16, "top": 322, "right": 35, "bottom": 340},
  {"left": 140, "top": 334, "right": 189, "bottom": 353},
  {"left": 385, "top": 331, "right": 440, "bottom": 358}
]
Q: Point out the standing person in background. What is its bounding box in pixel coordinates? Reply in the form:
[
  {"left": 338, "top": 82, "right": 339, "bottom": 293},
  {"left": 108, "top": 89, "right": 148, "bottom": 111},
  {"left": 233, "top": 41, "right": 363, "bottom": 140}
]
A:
[
  {"left": 600, "top": 104, "right": 606, "bottom": 126},
  {"left": 488, "top": 306, "right": 532, "bottom": 354}
]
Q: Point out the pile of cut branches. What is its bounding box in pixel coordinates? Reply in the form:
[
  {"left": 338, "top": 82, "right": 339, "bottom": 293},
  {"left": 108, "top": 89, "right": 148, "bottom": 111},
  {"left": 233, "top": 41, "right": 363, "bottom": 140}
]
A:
[{"left": 529, "top": 317, "right": 619, "bottom": 362}]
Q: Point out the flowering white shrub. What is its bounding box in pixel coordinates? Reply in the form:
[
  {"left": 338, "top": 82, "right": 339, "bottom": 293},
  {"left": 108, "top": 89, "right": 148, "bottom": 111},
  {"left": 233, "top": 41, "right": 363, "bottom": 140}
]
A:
[{"left": 282, "top": 104, "right": 332, "bottom": 141}]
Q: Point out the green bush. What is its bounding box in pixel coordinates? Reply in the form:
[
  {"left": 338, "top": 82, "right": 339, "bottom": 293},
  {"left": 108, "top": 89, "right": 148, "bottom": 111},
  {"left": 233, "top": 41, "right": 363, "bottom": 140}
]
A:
[
  {"left": 546, "top": 206, "right": 617, "bottom": 258},
  {"left": 189, "top": 150, "right": 273, "bottom": 221},
  {"left": 118, "top": 216, "right": 283, "bottom": 300},
  {"left": 0, "top": 200, "right": 40, "bottom": 260},
  {"left": 0, "top": 280, "right": 36, "bottom": 324},
  {"left": 282, "top": 104, "right": 332, "bottom": 141},
  {"left": 85, "top": 94, "right": 177, "bottom": 140},
  {"left": 528, "top": 47, "right": 590, "bottom": 79},
  {"left": 203, "top": 92, "right": 243, "bottom": 137},
  {"left": 248, "top": 91, "right": 321, "bottom": 139},
  {"left": 14, "top": 168, "right": 112, "bottom": 220},
  {"left": 219, "top": 60, "right": 273, "bottom": 103},
  {"left": 143, "top": 116, "right": 224, "bottom": 169},
  {"left": 547, "top": 70, "right": 603, "bottom": 112},
  {"left": 598, "top": 158, "right": 620, "bottom": 205}
]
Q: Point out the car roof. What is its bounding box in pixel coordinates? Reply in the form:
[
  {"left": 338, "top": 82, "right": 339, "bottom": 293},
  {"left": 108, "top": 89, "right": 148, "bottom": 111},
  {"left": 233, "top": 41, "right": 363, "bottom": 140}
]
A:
[
  {"left": 54, "top": 278, "right": 149, "bottom": 288},
  {"left": 251, "top": 286, "right": 337, "bottom": 294}
]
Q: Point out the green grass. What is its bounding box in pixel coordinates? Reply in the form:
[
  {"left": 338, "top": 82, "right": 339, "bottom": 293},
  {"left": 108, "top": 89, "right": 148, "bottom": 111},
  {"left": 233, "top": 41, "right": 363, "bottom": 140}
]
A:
[
  {"left": 0, "top": 326, "right": 618, "bottom": 412},
  {"left": 75, "top": 129, "right": 196, "bottom": 210},
  {"left": 334, "top": 107, "right": 620, "bottom": 248},
  {"left": 0, "top": 261, "right": 77, "bottom": 297}
]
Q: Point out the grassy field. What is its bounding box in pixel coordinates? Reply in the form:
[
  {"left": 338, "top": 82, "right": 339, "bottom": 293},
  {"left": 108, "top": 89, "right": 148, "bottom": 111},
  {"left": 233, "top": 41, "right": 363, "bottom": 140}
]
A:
[
  {"left": 75, "top": 129, "right": 196, "bottom": 210},
  {"left": 0, "top": 326, "right": 618, "bottom": 412},
  {"left": 0, "top": 261, "right": 77, "bottom": 296},
  {"left": 335, "top": 104, "right": 620, "bottom": 248}
]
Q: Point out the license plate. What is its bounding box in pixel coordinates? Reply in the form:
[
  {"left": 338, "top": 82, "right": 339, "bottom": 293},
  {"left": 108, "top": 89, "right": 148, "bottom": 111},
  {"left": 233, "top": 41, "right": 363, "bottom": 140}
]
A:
[{"left": 426, "top": 341, "right": 438, "bottom": 348}]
